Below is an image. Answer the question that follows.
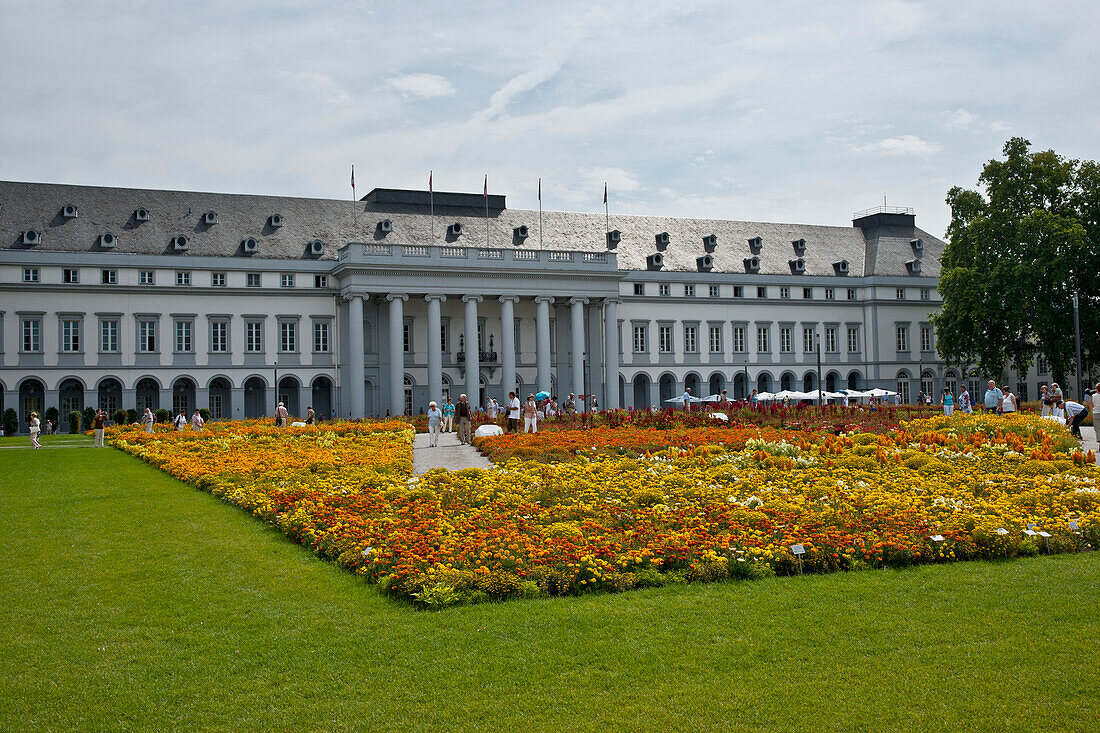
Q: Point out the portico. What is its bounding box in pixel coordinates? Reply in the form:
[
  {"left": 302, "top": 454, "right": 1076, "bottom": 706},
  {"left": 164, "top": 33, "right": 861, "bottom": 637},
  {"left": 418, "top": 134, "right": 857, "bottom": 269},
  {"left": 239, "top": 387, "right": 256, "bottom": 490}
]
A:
[{"left": 333, "top": 243, "right": 621, "bottom": 417}]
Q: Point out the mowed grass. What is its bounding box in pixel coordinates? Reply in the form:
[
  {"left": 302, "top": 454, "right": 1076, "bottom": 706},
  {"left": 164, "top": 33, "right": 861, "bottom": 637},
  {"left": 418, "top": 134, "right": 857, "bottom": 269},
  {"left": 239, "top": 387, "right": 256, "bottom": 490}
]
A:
[{"left": 0, "top": 445, "right": 1097, "bottom": 732}]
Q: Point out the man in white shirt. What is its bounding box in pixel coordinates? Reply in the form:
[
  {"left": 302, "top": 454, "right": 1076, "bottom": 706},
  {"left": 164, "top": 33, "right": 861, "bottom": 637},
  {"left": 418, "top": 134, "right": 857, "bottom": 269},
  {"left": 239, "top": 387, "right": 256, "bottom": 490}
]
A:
[
  {"left": 275, "top": 401, "right": 288, "bottom": 427},
  {"left": 983, "top": 381, "right": 1003, "bottom": 412},
  {"left": 507, "top": 391, "right": 521, "bottom": 433},
  {"left": 1059, "top": 399, "right": 1088, "bottom": 437},
  {"left": 1091, "top": 383, "right": 1100, "bottom": 418},
  {"left": 682, "top": 387, "right": 692, "bottom": 410}
]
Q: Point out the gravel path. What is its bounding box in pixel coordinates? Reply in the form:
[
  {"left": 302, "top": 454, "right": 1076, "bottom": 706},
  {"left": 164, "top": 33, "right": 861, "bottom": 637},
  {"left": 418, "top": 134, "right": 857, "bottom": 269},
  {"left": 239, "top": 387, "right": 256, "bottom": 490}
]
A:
[{"left": 412, "top": 431, "right": 492, "bottom": 474}]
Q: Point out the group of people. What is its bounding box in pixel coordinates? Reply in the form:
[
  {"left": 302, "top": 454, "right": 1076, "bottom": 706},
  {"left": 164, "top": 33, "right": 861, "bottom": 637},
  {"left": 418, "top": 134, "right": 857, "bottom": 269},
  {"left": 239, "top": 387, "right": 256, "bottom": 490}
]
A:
[
  {"left": 27, "top": 407, "right": 113, "bottom": 449},
  {"left": 422, "top": 390, "right": 594, "bottom": 447}
]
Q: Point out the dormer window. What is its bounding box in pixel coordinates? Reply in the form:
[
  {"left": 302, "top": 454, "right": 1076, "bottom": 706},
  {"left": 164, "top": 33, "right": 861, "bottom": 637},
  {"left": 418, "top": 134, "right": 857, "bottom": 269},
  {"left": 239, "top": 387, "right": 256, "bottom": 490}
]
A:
[
  {"left": 268, "top": 214, "right": 283, "bottom": 228},
  {"left": 744, "top": 256, "right": 760, "bottom": 273},
  {"left": 61, "top": 204, "right": 78, "bottom": 219},
  {"left": 748, "top": 236, "right": 763, "bottom": 252},
  {"left": 833, "top": 259, "right": 850, "bottom": 275},
  {"left": 702, "top": 234, "right": 717, "bottom": 252},
  {"left": 792, "top": 238, "right": 806, "bottom": 255},
  {"left": 202, "top": 211, "right": 218, "bottom": 225},
  {"left": 789, "top": 258, "right": 806, "bottom": 274},
  {"left": 606, "top": 230, "right": 621, "bottom": 249},
  {"left": 655, "top": 232, "right": 670, "bottom": 249}
]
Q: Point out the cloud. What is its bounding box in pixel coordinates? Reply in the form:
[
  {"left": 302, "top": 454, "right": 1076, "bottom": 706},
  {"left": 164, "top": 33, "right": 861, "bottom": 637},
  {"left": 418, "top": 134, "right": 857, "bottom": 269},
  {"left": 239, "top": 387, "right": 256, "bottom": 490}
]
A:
[
  {"left": 852, "top": 135, "right": 942, "bottom": 156},
  {"left": 990, "top": 120, "right": 1012, "bottom": 134},
  {"left": 474, "top": 57, "right": 566, "bottom": 124},
  {"left": 387, "top": 73, "right": 455, "bottom": 98},
  {"left": 944, "top": 108, "right": 977, "bottom": 128},
  {"left": 581, "top": 167, "right": 641, "bottom": 194},
  {"left": 289, "top": 72, "right": 350, "bottom": 104}
]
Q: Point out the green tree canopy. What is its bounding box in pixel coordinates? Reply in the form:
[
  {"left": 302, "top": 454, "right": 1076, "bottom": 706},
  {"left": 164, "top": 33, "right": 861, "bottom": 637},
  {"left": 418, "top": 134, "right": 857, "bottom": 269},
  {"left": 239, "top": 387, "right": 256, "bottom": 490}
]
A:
[{"left": 933, "top": 138, "right": 1100, "bottom": 387}]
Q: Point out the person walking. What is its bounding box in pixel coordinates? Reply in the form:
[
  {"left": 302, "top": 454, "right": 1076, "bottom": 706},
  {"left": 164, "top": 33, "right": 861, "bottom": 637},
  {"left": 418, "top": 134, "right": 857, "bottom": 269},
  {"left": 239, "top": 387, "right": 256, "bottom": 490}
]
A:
[
  {"left": 1091, "top": 383, "right": 1100, "bottom": 423},
  {"left": 942, "top": 389, "right": 954, "bottom": 417},
  {"left": 29, "top": 411, "right": 41, "bottom": 449},
  {"left": 426, "top": 401, "right": 442, "bottom": 447},
  {"left": 564, "top": 393, "right": 576, "bottom": 421},
  {"left": 682, "top": 386, "right": 692, "bottom": 410},
  {"left": 455, "top": 394, "right": 472, "bottom": 444},
  {"left": 173, "top": 409, "right": 188, "bottom": 431},
  {"left": 1000, "top": 385, "right": 1018, "bottom": 414},
  {"left": 443, "top": 399, "right": 455, "bottom": 433},
  {"left": 958, "top": 386, "right": 973, "bottom": 414},
  {"left": 142, "top": 407, "right": 154, "bottom": 433},
  {"left": 93, "top": 408, "right": 106, "bottom": 447},
  {"left": 306, "top": 406, "right": 315, "bottom": 425},
  {"left": 983, "top": 381, "right": 1003, "bottom": 412},
  {"left": 191, "top": 409, "right": 204, "bottom": 432},
  {"left": 1050, "top": 382, "right": 1064, "bottom": 407},
  {"left": 275, "top": 402, "right": 288, "bottom": 427},
  {"left": 1039, "top": 385, "right": 1052, "bottom": 417},
  {"left": 523, "top": 394, "right": 539, "bottom": 433},
  {"left": 1059, "top": 399, "right": 1087, "bottom": 437},
  {"left": 507, "top": 391, "right": 521, "bottom": 433}
]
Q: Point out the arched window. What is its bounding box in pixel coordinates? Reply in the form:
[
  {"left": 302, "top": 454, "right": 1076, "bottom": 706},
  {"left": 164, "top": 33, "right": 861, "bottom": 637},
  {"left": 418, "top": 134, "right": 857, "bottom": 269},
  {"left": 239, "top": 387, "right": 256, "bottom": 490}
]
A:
[
  {"left": 896, "top": 370, "right": 911, "bottom": 404},
  {"left": 404, "top": 375, "right": 414, "bottom": 416}
]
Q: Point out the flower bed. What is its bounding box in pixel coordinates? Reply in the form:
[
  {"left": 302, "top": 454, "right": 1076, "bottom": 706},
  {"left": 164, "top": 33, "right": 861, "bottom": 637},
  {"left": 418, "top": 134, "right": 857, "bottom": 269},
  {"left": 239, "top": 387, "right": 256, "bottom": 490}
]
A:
[{"left": 110, "top": 414, "right": 1099, "bottom": 608}]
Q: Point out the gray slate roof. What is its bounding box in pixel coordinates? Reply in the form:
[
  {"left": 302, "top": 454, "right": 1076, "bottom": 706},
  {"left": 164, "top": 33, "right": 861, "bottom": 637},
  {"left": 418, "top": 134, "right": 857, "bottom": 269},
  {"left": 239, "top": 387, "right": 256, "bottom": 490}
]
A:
[{"left": 0, "top": 180, "right": 943, "bottom": 277}]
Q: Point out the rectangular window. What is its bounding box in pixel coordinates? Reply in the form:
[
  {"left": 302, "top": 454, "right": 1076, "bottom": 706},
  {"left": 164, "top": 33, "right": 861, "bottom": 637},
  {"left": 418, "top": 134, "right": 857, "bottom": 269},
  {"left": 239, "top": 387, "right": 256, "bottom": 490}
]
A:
[
  {"left": 175, "top": 320, "right": 192, "bottom": 352},
  {"left": 63, "top": 268, "right": 79, "bottom": 284},
  {"left": 734, "top": 286, "right": 744, "bottom": 298},
  {"left": 1036, "top": 355, "right": 1048, "bottom": 374},
  {"left": 920, "top": 324, "right": 933, "bottom": 352},
  {"left": 803, "top": 327, "right": 815, "bottom": 353},
  {"left": 281, "top": 274, "right": 295, "bottom": 288},
  {"left": 313, "top": 321, "right": 330, "bottom": 353},
  {"left": 101, "top": 269, "right": 117, "bottom": 285},
  {"left": 246, "top": 273, "right": 261, "bottom": 288},
  {"left": 139, "top": 270, "right": 154, "bottom": 285},
  {"left": 23, "top": 267, "right": 39, "bottom": 283},
  {"left": 780, "top": 287, "right": 790, "bottom": 299},
  {"left": 658, "top": 325, "right": 673, "bottom": 353},
  {"left": 176, "top": 271, "right": 191, "bottom": 286},
  {"left": 61, "top": 319, "right": 81, "bottom": 352},
  {"left": 684, "top": 284, "right": 695, "bottom": 297},
  {"left": 779, "top": 326, "right": 792, "bottom": 353},
  {"left": 896, "top": 288, "right": 906, "bottom": 300},
  {"left": 921, "top": 288, "right": 931, "bottom": 301},
  {"left": 847, "top": 288, "right": 856, "bottom": 300},
  {"left": 824, "top": 288, "right": 835, "bottom": 300},
  {"left": 138, "top": 319, "right": 157, "bottom": 352},
  {"left": 896, "top": 325, "right": 909, "bottom": 352},
  {"left": 709, "top": 325, "right": 722, "bottom": 353},
  {"left": 847, "top": 326, "right": 860, "bottom": 353},
  {"left": 246, "top": 322, "right": 263, "bottom": 352},
  {"left": 211, "top": 272, "right": 226, "bottom": 287},
  {"left": 101, "top": 319, "right": 118, "bottom": 352},
  {"left": 314, "top": 275, "right": 328, "bottom": 288},
  {"left": 633, "top": 324, "right": 647, "bottom": 353},
  {"left": 684, "top": 325, "right": 698, "bottom": 353},
  {"left": 757, "top": 326, "right": 770, "bottom": 353},
  {"left": 403, "top": 323, "right": 411, "bottom": 353},
  {"left": 709, "top": 285, "right": 720, "bottom": 298},
  {"left": 757, "top": 286, "right": 766, "bottom": 298},
  {"left": 825, "top": 326, "right": 838, "bottom": 353},
  {"left": 659, "top": 284, "right": 670, "bottom": 297},
  {"left": 732, "top": 325, "right": 746, "bottom": 353},
  {"left": 22, "top": 319, "right": 41, "bottom": 352},
  {"left": 441, "top": 324, "right": 449, "bottom": 354},
  {"left": 802, "top": 287, "right": 812, "bottom": 299},
  {"left": 633, "top": 283, "right": 644, "bottom": 296},
  {"left": 280, "top": 321, "right": 296, "bottom": 352},
  {"left": 210, "top": 321, "right": 228, "bottom": 353}
]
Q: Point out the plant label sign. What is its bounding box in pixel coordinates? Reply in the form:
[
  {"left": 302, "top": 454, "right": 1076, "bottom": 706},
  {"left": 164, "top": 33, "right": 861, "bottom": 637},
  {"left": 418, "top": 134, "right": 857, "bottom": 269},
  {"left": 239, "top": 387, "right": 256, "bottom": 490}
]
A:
[
  {"left": 930, "top": 535, "right": 945, "bottom": 542},
  {"left": 790, "top": 544, "right": 805, "bottom": 555},
  {"left": 1023, "top": 529, "right": 1038, "bottom": 536},
  {"left": 995, "top": 528, "right": 1009, "bottom": 535}
]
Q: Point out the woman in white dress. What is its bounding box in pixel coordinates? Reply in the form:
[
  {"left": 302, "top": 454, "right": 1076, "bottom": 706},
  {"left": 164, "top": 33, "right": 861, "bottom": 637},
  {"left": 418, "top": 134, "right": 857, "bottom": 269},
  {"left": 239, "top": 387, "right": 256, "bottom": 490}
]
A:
[{"left": 29, "top": 411, "right": 41, "bottom": 449}]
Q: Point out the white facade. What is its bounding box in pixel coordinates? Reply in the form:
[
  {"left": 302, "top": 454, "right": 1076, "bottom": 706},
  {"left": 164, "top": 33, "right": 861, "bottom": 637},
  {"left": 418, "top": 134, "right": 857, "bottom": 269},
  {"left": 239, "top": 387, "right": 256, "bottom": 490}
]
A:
[{"left": 2, "top": 180, "right": 1038, "bottom": 428}]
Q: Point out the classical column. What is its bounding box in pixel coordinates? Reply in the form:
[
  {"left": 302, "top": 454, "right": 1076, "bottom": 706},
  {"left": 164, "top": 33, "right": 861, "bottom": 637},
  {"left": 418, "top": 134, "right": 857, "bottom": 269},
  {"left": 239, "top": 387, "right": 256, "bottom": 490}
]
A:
[
  {"left": 386, "top": 293, "right": 408, "bottom": 416},
  {"left": 587, "top": 302, "right": 603, "bottom": 409},
  {"left": 499, "top": 296, "right": 518, "bottom": 399},
  {"left": 463, "top": 295, "right": 482, "bottom": 405},
  {"left": 535, "top": 296, "right": 554, "bottom": 392},
  {"left": 604, "top": 298, "right": 620, "bottom": 409},
  {"left": 425, "top": 294, "right": 446, "bottom": 404},
  {"left": 570, "top": 297, "right": 588, "bottom": 411},
  {"left": 346, "top": 294, "right": 366, "bottom": 418}
]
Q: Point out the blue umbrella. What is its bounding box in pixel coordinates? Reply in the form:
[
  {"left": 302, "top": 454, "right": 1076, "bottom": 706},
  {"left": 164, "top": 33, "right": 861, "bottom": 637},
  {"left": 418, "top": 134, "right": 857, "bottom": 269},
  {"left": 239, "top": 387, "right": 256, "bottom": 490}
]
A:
[{"left": 535, "top": 391, "right": 551, "bottom": 401}]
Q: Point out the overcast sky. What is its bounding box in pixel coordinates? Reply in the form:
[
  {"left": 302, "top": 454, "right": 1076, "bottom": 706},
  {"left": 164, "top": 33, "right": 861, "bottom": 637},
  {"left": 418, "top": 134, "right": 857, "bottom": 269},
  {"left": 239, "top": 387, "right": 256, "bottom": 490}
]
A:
[{"left": 1, "top": 0, "right": 1097, "bottom": 238}]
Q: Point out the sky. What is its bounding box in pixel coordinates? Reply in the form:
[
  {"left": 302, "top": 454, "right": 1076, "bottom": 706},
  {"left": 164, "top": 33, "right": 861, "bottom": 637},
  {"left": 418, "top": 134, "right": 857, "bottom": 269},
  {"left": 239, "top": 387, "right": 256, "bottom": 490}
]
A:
[{"left": 1, "top": 0, "right": 1098, "bottom": 239}]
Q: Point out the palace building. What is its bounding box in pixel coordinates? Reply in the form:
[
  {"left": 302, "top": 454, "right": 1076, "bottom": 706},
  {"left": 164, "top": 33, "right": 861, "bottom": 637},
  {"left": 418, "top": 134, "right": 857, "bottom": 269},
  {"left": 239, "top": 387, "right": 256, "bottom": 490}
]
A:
[{"left": 0, "top": 179, "right": 992, "bottom": 428}]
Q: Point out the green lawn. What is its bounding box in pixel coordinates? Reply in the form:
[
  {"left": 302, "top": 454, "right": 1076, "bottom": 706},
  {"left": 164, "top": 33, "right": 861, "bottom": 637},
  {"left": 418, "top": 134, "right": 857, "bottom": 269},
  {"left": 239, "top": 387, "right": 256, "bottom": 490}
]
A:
[{"left": 0, "top": 444, "right": 1096, "bottom": 732}]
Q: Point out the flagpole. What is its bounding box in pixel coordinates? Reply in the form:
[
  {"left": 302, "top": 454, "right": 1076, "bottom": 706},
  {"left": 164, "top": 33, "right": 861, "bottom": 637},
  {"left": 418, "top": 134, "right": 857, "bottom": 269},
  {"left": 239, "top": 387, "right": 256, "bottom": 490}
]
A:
[
  {"left": 538, "top": 178, "right": 543, "bottom": 251},
  {"left": 429, "top": 171, "right": 434, "bottom": 243},
  {"left": 604, "top": 182, "right": 609, "bottom": 235},
  {"left": 351, "top": 164, "right": 355, "bottom": 201},
  {"left": 484, "top": 174, "right": 489, "bottom": 249}
]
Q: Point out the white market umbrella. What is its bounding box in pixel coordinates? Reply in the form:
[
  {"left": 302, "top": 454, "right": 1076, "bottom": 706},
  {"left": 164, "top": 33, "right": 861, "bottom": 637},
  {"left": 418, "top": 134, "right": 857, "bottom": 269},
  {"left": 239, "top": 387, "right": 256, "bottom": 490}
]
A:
[{"left": 866, "top": 388, "right": 898, "bottom": 397}]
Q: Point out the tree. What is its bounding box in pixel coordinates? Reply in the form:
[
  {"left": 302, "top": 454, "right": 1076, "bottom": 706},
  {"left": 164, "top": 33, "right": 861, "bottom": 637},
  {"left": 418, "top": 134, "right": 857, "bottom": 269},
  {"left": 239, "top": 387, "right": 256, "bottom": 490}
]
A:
[{"left": 933, "top": 138, "right": 1100, "bottom": 389}]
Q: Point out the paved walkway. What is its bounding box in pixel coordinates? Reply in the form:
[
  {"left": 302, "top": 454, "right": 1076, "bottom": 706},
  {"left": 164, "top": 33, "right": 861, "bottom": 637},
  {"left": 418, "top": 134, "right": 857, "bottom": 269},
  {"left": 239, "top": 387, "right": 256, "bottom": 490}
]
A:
[
  {"left": 1081, "top": 426, "right": 1099, "bottom": 463},
  {"left": 412, "top": 431, "right": 492, "bottom": 474}
]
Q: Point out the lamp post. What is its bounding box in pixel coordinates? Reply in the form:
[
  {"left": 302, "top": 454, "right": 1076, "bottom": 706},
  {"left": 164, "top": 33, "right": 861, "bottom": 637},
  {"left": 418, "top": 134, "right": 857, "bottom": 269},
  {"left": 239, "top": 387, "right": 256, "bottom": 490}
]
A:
[
  {"left": 1074, "top": 292, "right": 1083, "bottom": 400},
  {"left": 816, "top": 327, "right": 823, "bottom": 408}
]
